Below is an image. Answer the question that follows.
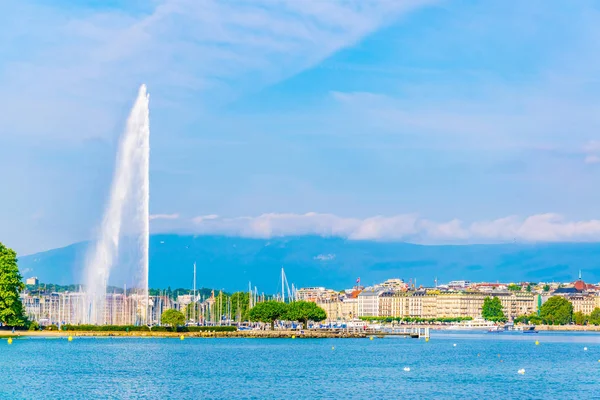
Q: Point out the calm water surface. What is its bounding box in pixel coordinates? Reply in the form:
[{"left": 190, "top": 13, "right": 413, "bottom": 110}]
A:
[{"left": 1, "top": 331, "right": 599, "bottom": 399}]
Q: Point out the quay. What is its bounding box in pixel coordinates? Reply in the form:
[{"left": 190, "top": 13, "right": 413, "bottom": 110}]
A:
[{"left": 2, "top": 329, "right": 369, "bottom": 339}]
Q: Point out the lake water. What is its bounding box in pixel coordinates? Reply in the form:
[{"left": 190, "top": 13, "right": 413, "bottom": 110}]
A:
[{"left": 2, "top": 331, "right": 599, "bottom": 399}]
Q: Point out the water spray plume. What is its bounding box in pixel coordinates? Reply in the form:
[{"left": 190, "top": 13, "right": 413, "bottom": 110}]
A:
[{"left": 83, "top": 84, "right": 150, "bottom": 325}]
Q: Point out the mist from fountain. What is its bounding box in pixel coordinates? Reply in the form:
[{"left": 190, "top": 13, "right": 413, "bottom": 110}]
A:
[{"left": 83, "top": 84, "right": 150, "bottom": 325}]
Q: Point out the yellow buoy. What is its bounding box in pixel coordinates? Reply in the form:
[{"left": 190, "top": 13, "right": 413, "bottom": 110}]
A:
[
  {"left": 7, "top": 338, "right": 13, "bottom": 345},
  {"left": 477, "top": 353, "right": 480, "bottom": 357},
  {"left": 292, "top": 335, "right": 296, "bottom": 339},
  {"left": 535, "top": 341, "right": 539, "bottom": 346},
  {"left": 425, "top": 337, "right": 429, "bottom": 342},
  {"left": 332, "top": 346, "right": 335, "bottom": 350},
  {"left": 370, "top": 336, "right": 374, "bottom": 341},
  {"left": 180, "top": 335, "right": 185, "bottom": 341},
  {"left": 68, "top": 336, "right": 73, "bottom": 342}
]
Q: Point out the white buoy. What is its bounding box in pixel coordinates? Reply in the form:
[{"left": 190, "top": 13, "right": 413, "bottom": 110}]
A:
[
  {"left": 453, "top": 343, "right": 457, "bottom": 347},
  {"left": 403, "top": 367, "right": 410, "bottom": 372},
  {"left": 518, "top": 369, "right": 525, "bottom": 375},
  {"left": 584, "top": 347, "right": 588, "bottom": 351}
]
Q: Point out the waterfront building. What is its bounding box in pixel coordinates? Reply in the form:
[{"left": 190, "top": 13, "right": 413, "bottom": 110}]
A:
[
  {"left": 569, "top": 295, "right": 597, "bottom": 315},
  {"left": 376, "top": 279, "right": 408, "bottom": 292},
  {"left": 296, "top": 287, "right": 339, "bottom": 302},
  {"left": 448, "top": 280, "right": 470, "bottom": 289},
  {"left": 357, "top": 288, "right": 383, "bottom": 317},
  {"left": 21, "top": 290, "right": 179, "bottom": 326},
  {"left": 322, "top": 288, "right": 538, "bottom": 321}
]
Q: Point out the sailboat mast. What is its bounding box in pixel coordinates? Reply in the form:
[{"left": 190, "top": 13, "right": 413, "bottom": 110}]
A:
[
  {"left": 193, "top": 261, "right": 197, "bottom": 322},
  {"left": 281, "top": 268, "right": 285, "bottom": 303}
]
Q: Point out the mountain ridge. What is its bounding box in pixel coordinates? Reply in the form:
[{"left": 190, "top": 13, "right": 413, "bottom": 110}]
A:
[{"left": 17, "top": 235, "right": 600, "bottom": 292}]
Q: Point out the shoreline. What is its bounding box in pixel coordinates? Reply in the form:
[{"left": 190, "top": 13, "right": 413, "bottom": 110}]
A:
[
  {"left": 1, "top": 330, "right": 367, "bottom": 339},
  {"left": 4, "top": 324, "right": 600, "bottom": 339}
]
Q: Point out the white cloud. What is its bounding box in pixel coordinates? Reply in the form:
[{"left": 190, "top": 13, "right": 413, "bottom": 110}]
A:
[
  {"left": 190, "top": 212, "right": 600, "bottom": 243},
  {"left": 585, "top": 155, "right": 600, "bottom": 164},
  {"left": 583, "top": 141, "right": 600, "bottom": 164},
  {"left": 314, "top": 254, "right": 336, "bottom": 261},
  {"left": 0, "top": 0, "right": 434, "bottom": 141},
  {"left": 149, "top": 213, "right": 179, "bottom": 220},
  {"left": 192, "top": 214, "right": 219, "bottom": 223}
]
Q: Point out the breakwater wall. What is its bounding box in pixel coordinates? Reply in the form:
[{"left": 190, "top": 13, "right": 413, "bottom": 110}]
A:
[{"left": 5, "top": 330, "right": 367, "bottom": 339}]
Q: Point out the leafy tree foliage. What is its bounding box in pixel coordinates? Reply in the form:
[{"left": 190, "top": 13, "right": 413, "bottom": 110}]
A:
[
  {"left": 573, "top": 311, "right": 588, "bottom": 325},
  {"left": 589, "top": 308, "right": 600, "bottom": 325},
  {"left": 0, "top": 242, "right": 27, "bottom": 326},
  {"left": 514, "top": 315, "right": 528, "bottom": 324},
  {"left": 540, "top": 296, "right": 573, "bottom": 325},
  {"left": 161, "top": 309, "right": 185, "bottom": 327},
  {"left": 230, "top": 292, "right": 250, "bottom": 321},
  {"left": 481, "top": 297, "right": 506, "bottom": 322},
  {"left": 507, "top": 284, "right": 521, "bottom": 291},
  {"left": 528, "top": 314, "right": 542, "bottom": 324},
  {"left": 284, "top": 301, "right": 327, "bottom": 326},
  {"left": 247, "top": 301, "right": 287, "bottom": 329},
  {"left": 543, "top": 284, "right": 550, "bottom": 292}
]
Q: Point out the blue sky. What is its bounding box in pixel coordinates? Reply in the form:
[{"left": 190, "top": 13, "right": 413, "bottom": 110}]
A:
[{"left": 3, "top": 0, "right": 600, "bottom": 254}]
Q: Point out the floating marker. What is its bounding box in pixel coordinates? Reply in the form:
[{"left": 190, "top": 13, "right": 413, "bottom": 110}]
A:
[
  {"left": 518, "top": 369, "right": 525, "bottom": 375},
  {"left": 7, "top": 338, "right": 13, "bottom": 345},
  {"left": 477, "top": 353, "right": 480, "bottom": 357},
  {"left": 68, "top": 336, "right": 73, "bottom": 342},
  {"left": 291, "top": 335, "right": 295, "bottom": 339},
  {"left": 331, "top": 346, "right": 335, "bottom": 350},
  {"left": 403, "top": 367, "right": 410, "bottom": 372},
  {"left": 180, "top": 335, "right": 184, "bottom": 341},
  {"left": 497, "top": 354, "right": 501, "bottom": 357},
  {"left": 535, "top": 341, "right": 539, "bottom": 345},
  {"left": 453, "top": 343, "right": 457, "bottom": 347},
  {"left": 584, "top": 347, "right": 588, "bottom": 351},
  {"left": 425, "top": 337, "right": 429, "bottom": 342},
  {"left": 370, "top": 336, "right": 374, "bottom": 341}
]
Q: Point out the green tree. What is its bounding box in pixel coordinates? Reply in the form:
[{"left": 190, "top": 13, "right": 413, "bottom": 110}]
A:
[
  {"left": 514, "top": 315, "right": 528, "bottom": 324},
  {"left": 528, "top": 314, "right": 543, "bottom": 325},
  {"left": 230, "top": 291, "right": 250, "bottom": 322},
  {"left": 183, "top": 302, "right": 198, "bottom": 321},
  {"left": 543, "top": 284, "right": 550, "bottom": 292},
  {"left": 0, "top": 242, "right": 27, "bottom": 327},
  {"left": 284, "top": 301, "right": 327, "bottom": 328},
  {"left": 161, "top": 309, "right": 185, "bottom": 327},
  {"left": 507, "top": 284, "right": 521, "bottom": 291},
  {"left": 247, "top": 301, "right": 287, "bottom": 329},
  {"left": 540, "top": 296, "right": 573, "bottom": 325},
  {"left": 481, "top": 297, "right": 506, "bottom": 322},
  {"left": 589, "top": 308, "right": 600, "bottom": 325},
  {"left": 526, "top": 284, "right": 532, "bottom": 292},
  {"left": 573, "top": 311, "right": 588, "bottom": 325}
]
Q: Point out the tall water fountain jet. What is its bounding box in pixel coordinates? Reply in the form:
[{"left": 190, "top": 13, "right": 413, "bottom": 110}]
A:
[{"left": 83, "top": 85, "right": 150, "bottom": 325}]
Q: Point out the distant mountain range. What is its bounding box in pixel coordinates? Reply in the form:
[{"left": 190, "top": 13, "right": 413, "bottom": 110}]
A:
[{"left": 17, "top": 235, "right": 600, "bottom": 292}]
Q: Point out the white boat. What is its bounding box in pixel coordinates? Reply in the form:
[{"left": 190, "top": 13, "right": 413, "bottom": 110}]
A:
[{"left": 448, "top": 318, "right": 496, "bottom": 330}]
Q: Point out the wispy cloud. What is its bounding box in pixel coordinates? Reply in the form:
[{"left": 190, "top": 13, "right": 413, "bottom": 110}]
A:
[
  {"left": 0, "top": 0, "right": 434, "bottom": 141},
  {"left": 190, "top": 212, "right": 600, "bottom": 243},
  {"left": 314, "top": 254, "right": 336, "bottom": 261},
  {"left": 583, "top": 140, "right": 600, "bottom": 164},
  {"left": 330, "top": 89, "right": 600, "bottom": 152},
  {"left": 149, "top": 213, "right": 180, "bottom": 221}
]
